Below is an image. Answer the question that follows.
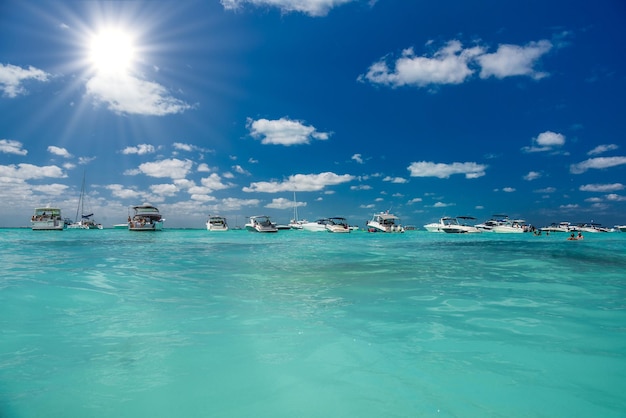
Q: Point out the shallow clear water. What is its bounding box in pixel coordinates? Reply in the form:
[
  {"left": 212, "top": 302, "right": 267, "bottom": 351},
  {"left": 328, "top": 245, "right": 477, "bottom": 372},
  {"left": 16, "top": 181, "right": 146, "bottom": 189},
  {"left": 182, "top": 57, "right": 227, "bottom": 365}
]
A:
[{"left": 1, "top": 228, "right": 625, "bottom": 417}]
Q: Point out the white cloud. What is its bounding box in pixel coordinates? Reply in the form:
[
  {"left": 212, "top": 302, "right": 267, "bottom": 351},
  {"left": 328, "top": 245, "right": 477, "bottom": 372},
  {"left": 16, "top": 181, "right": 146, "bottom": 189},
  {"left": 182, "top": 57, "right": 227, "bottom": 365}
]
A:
[
  {"left": 407, "top": 198, "right": 422, "bottom": 204},
  {"left": 31, "top": 183, "right": 68, "bottom": 196},
  {"left": 359, "top": 41, "right": 484, "bottom": 88},
  {"left": 0, "top": 163, "right": 65, "bottom": 180},
  {"left": 351, "top": 153, "right": 364, "bottom": 164},
  {"left": 502, "top": 187, "right": 516, "bottom": 193},
  {"left": 579, "top": 183, "right": 624, "bottom": 192},
  {"left": 0, "top": 63, "right": 50, "bottom": 98},
  {"left": 246, "top": 117, "right": 331, "bottom": 146},
  {"left": 197, "top": 163, "right": 211, "bottom": 172},
  {"left": 220, "top": 0, "right": 354, "bottom": 16},
  {"left": 47, "top": 146, "right": 72, "bottom": 158},
  {"left": 523, "top": 171, "right": 541, "bottom": 181},
  {"left": 587, "top": 144, "right": 619, "bottom": 156},
  {"left": 534, "top": 187, "right": 556, "bottom": 193},
  {"left": 605, "top": 193, "right": 626, "bottom": 201},
  {"left": 265, "top": 197, "right": 296, "bottom": 209},
  {"left": 350, "top": 184, "right": 372, "bottom": 190},
  {"left": 138, "top": 158, "right": 193, "bottom": 179},
  {"left": 85, "top": 73, "right": 191, "bottom": 116},
  {"left": 570, "top": 156, "right": 626, "bottom": 174},
  {"left": 150, "top": 183, "right": 179, "bottom": 196},
  {"left": 200, "top": 173, "right": 231, "bottom": 192},
  {"left": 359, "top": 38, "right": 552, "bottom": 89},
  {"left": 383, "top": 176, "right": 408, "bottom": 183},
  {"left": 121, "top": 144, "right": 156, "bottom": 155},
  {"left": 522, "top": 131, "right": 565, "bottom": 153},
  {"left": 220, "top": 197, "right": 261, "bottom": 211},
  {"left": 407, "top": 161, "right": 487, "bottom": 179},
  {"left": 232, "top": 165, "right": 250, "bottom": 175},
  {"left": 477, "top": 40, "right": 552, "bottom": 80},
  {"left": 433, "top": 201, "right": 454, "bottom": 207},
  {"left": 0, "top": 139, "right": 27, "bottom": 155},
  {"left": 243, "top": 172, "right": 355, "bottom": 192}
]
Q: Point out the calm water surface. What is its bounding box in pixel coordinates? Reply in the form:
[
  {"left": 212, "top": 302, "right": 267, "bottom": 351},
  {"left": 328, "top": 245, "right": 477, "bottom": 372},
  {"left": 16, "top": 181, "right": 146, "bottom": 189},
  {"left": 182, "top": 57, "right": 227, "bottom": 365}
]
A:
[{"left": 1, "top": 228, "right": 625, "bottom": 417}]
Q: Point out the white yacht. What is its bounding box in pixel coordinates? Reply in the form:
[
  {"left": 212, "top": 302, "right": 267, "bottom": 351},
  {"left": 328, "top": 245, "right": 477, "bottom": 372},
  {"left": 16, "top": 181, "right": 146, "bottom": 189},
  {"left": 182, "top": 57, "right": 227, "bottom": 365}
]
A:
[
  {"left": 300, "top": 218, "right": 330, "bottom": 232},
  {"left": 424, "top": 217, "right": 458, "bottom": 232},
  {"left": 31, "top": 207, "right": 65, "bottom": 230},
  {"left": 128, "top": 204, "right": 164, "bottom": 231},
  {"left": 325, "top": 217, "right": 351, "bottom": 233},
  {"left": 540, "top": 222, "right": 573, "bottom": 233},
  {"left": 475, "top": 215, "right": 510, "bottom": 232},
  {"left": 442, "top": 216, "right": 481, "bottom": 233},
  {"left": 366, "top": 212, "right": 405, "bottom": 233},
  {"left": 206, "top": 215, "right": 229, "bottom": 231},
  {"left": 245, "top": 216, "right": 278, "bottom": 233},
  {"left": 492, "top": 219, "right": 527, "bottom": 233}
]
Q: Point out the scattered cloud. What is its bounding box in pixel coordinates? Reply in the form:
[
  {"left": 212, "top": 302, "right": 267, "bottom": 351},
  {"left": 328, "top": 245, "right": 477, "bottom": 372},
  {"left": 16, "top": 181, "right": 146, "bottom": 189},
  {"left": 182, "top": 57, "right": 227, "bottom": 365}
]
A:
[
  {"left": 150, "top": 183, "right": 179, "bottom": 197},
  {"left": 522, "top": 131, "right": 565, "bottom": 153},
  {"left": 0, "top": 163, "right": 66, "bottom": 180},
  {"left": 351, "top": 153, "right": 364, "bottom": 164},
  {"left": 579, "top": 183, "right": 624, "bottom": 192},
  {"left": 523, "top": 171, "right": 541, "bottom": 181},
  {"left": 265, "top": 197, "right": 297, "bottom": 209},
  {"left": 200, "top": 173, "right": 232, "bottom": 192},
  {"left": 407, "top": 161, "right": 487, "bottom": 179},
  {"left": 243, "top": 172, "right": 355, "bottom": 192},
  {"left": 121, "top": 144, "right": 156, "bottom": 155},
  {"left": 358, "top": 38, "right": 552, "bottom": 88},
  {"left": 587, "top": 144, "right": 619, "bottom": 156},
  {"left": 0, "top": 63, "right": 50, "bottom": 98},
  {"left": 358, "top": 41, "right": 484, "bottom": 88},
  {"left": 570, "top": 156, "right": 626, "bottom": 174},
  {"left": 383, "top": 176, "right": 408, "bottom": 183},
  {"left": 85, "top": 73, "right": 192, "bottom": 116},
  {"left": 407, "top": 197, "right": 423, "bottom": 204},
  {"left": 220, "top": 0, "right": 354, "bottom": 16},
  {"left": 534, "top": 187, "right": 556, "bottom": 193},
  {"left": 137, "top": 158, "right": 193, "bottom": 179},
  {"left": 477, "top": 40, "right": 552, "bottom": 80},
  {"left": 433, "top": 201, "right": 454, "bottom": 207},
  {"left": 502, "top": 187, "right": 516, "bottom": 193},
  {"left": 0, "top": 139, "right": 27, "bottom": 155},
  {"left": 246, "top": 117, "right": 331, "bottom": 146},
  {"left": 47, "top": 146, "right": 72, "bottom": 158},
  {"left": 606, "top": 193, "right": 626, "bottom": 201}
]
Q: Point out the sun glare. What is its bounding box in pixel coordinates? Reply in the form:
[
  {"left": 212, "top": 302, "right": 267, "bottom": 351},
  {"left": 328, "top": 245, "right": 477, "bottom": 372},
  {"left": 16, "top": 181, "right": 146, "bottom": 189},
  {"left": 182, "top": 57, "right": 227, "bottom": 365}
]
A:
[{"left": 89, "top": 29, "right": 135, "bottom": 74}]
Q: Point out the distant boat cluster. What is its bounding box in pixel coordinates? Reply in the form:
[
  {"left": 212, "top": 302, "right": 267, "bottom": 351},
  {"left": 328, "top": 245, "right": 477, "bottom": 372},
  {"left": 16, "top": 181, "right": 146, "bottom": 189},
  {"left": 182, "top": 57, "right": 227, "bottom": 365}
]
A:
[{"left": 30, "top": 206, "right": 626, "bottom": 234}]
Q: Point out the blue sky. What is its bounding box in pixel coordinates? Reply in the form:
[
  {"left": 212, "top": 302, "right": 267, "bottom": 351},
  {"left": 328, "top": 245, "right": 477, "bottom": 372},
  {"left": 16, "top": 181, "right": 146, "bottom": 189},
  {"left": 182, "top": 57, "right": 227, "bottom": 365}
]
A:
[{"left": 1, "top": 0, "right": 625, "bottom": 228}]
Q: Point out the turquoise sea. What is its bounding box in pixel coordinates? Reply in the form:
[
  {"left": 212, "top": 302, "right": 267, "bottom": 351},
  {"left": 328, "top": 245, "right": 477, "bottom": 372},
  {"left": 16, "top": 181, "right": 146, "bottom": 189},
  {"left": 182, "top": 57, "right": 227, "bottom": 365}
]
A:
[{"left": 1, "top": 228, "right": 625, "bottom": 417}]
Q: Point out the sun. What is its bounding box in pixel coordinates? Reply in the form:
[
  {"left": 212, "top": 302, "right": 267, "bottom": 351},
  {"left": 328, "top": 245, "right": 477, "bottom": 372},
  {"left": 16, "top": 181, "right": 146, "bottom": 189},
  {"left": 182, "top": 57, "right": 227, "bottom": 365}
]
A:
[{"left": 89, "top": 28, "right": 135, "bottom": 74}]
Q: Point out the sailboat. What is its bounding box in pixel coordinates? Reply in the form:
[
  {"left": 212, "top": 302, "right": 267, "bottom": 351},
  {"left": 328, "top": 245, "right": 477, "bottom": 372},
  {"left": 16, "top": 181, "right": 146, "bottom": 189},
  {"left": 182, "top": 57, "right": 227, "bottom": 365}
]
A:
[
  {"left": 288, "top": 192, "right": 307, "bottom": 229},
  {"left": 67, "top": 172, "right": 103, "bottom": 230}
]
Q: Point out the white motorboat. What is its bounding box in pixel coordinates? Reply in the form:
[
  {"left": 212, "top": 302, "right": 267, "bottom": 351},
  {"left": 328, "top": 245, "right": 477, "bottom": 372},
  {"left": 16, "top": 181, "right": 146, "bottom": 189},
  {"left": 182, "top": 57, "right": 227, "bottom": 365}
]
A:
[
  {"left": 366, "top": 212, "right": 405, "bottom": 233},
  {"left": 492, "top": 219, "right": 528, "bottom": 233},
  {"left": 617, "top": 225, "right": 626, "bottom": 232},
  {"left": 245, "top": 216, "right": 278, "bottom": 233},
  {"left": 128, "top": 204, "right": 164, "bottom": 231},
  {"left": 31, "top": 207, "right": 65, "bottom": 230},
  {"left": 442, "top": 216, "right": 481, "bottom": 233},
  {"left": 206, "top": 215, "right": 228, "bottom": 231},
  {"left": 301, "top": 218, "right": 330, "bottom": 232},
  {"left": 540, "top": 222, "right": 573, "bottom": 233},
  {"left": 424, "top": 217, "right": 459, "bottom": 233},
  {"left": 67, "top": 172, "right": 103, "bottom": 229},
  {"left": 475, "top": 215, "right": 510, "bottom": 232},
  {"left": 325, "top": 217, "right": 351, "bottom": 233},
  {"left": 572, "top": 223, "right": 610, "bottom": 233}
]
